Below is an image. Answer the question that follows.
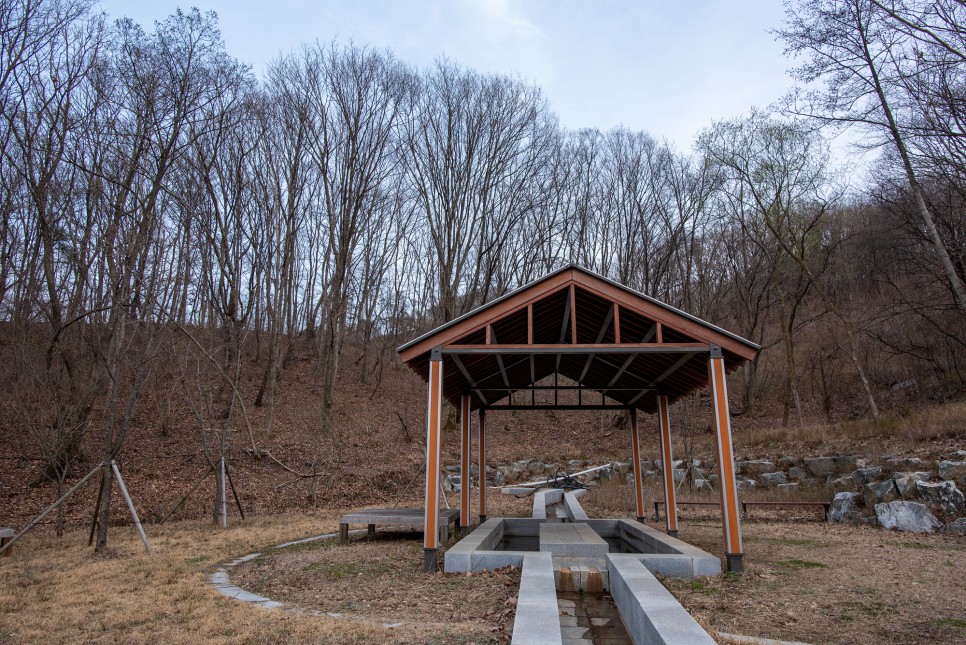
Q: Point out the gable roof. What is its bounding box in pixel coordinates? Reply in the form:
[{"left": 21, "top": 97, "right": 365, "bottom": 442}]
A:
[{"left": 398, "top": 265, "right": 759, "bottom": 414}]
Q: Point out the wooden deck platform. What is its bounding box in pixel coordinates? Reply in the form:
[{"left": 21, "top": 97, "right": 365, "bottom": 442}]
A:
[{"left": 338, "top": 508, "right": 460, "bottom": 545}]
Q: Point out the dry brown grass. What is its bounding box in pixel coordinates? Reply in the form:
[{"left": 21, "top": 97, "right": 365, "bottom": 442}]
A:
[
  {"left": 668, "top": 520, "right": 966, "bottom": 645},
  {"left": 234, "top": 531, "right": 518, "bottom": 641},
  {"left": 580, "top": 482, "right": 966, "bottom": 645},
  {"left": 0, "top": 511, "right": 513, "bottom": 644},
  {"left": 736, "top": 400, "right": 966, "bottom": 457}
]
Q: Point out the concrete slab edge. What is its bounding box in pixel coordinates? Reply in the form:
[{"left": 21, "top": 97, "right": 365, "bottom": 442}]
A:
[
  {"left": 511, "top": 552, "right": 563, "bottom": 645},
  {"left": 606, "top": 553, "right": 717, "bottom": 645},
  {"left": 563, "top": 491, "right": 590, "bottom": 521}
]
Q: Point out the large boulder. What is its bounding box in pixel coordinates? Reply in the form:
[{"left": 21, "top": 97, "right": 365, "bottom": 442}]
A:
[
  {"left": 612, "top": 461, "right": 631, "bottom": 475},
  {"left": 916, "top": 480, "right": 965, "bottom": 515},
  {"left": 779, "top": 455, "right": 800, "bottom": 468},
  {"left": 883, "top": 456, "right": 924, "bottom": 471},
  {"left": 442, "top": 475, "right": 461, "bottom": 492},
  {"left": 875, "top": 501, "right": 941, "bottom": 533},
  {"left": 852, "top": 466, "right": 883, "bottom": 488},
  {"left": 937, "top": 460, "right": 966, "bottom": 481},
  {"left": 805, "top": 455, "right": 857, "bottom": 477},
  {"left": 737, "top": 459, "right": 774, "bottom": 476},
  {"left": 737, "top": 479, "right": 757, "bottom": 492},
  {"left": 490, "top": 470, "right": 507, "bottom": 486},
  {"left": 672, "top": 468, "right": 687, "bottom": 483},
  {"left": 943, "top": 518, "right": 966, "bottom": 536},
  {"left": 788, "top": 466, "right": 809, "bottom": 481},
  {"left": 864, "top": 479, "right": 900, "bottom": 508},
  {"left": 893, "top": 471, "right": 931, "bottom": 498},
  {"left": 759, "top": 472, "right": 789, "bottom": 488},
  {"left": 828, "top": 492, "right": 862, "bottom": 523},
  {"left": 829, "top": 476, "right": 857, "bottom": 493},
  {"left": 527, "top": 461, "right": 547, "bottom": 475}
]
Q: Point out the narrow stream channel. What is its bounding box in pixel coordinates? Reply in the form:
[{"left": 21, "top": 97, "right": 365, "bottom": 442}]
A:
[{"left": 558, "top": 591, "right": 633, "bottom": 644}]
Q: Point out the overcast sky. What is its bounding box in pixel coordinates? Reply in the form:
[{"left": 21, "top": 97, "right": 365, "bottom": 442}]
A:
[{"left": 96, "top": 1, "right": 798, "bottom": 153}]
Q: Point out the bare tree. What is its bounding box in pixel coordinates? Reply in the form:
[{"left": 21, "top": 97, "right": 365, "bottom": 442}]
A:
[{"left": 779, "top": 0, "right": 966, "bottom": 311}]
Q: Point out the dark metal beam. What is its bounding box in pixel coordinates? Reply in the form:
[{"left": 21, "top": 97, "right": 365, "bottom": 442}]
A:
[
  {"left": 577, "top": 303, "right": 615, "bottom": 383},
  {"left": 627, "top": 352, "right": 697, "bottom": 404},
  {"left": 451, "top": 355, "right": 487, "bottom": 405},
  {"left": 606, "top": 325, "right": 658, "bottom": 387}
]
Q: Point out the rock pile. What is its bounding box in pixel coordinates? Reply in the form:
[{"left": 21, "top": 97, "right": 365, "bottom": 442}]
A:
[{"left": 454, "top": 450, "right": 966, "bottom": 534}]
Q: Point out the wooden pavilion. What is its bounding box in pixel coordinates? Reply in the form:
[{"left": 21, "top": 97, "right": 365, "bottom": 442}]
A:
[{"left": 398, "top": 265, "right": 759, "bottom": 573}]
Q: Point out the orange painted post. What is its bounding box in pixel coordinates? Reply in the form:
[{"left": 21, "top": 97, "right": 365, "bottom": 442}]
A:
[
  {"left": 709, "top": 344, "right": 743, "bottom": 573},
  {"left": 658, "top": 394, "right": 679, "bottom": 537},
  {"left": 630, "top": 409, "right": 645, "bottom": 522},
  {"left": 423, "top": 348, "right": 444, "bottom": 572},
  {"left": 478, "top": 409, "right": 487, "bottom": 522},
  {"left": 460, "top": 394, "right": 471, "bottom": 532}
]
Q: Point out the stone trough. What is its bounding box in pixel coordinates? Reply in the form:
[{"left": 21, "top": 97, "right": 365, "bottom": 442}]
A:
[{"left": 446, "top": 488, "right": 721, "bottom": 645}]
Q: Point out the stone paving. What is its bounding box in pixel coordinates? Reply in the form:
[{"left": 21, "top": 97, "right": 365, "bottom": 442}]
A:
[{"left": 558, "top": 591, "right": 632, "bottom": 645}]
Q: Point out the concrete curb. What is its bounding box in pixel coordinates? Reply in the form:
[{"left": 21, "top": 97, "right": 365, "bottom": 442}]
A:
[
  {"left": 606, "top": 553, "right": 717, "bottom": 645},
  {"left": 208, "top": 528, "right": 411, "bottom": 628},
  {"left": 511, "top": 552, "right": 563, "bottom": 645}
]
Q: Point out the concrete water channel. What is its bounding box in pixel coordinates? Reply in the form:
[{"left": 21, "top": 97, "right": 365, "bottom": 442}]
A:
[{"left": 445, "top": 488, "right": 719, "bottom": 645}]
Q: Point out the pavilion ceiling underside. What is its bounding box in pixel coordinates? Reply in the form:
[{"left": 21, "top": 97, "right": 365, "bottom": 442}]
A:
[{"left": 407, "top": 280, "right": 746, "bottom": 415}]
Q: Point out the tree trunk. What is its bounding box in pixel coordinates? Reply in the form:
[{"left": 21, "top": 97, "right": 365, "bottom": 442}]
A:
[{"left": 94, "top": 462, "right": 114, "bottom": 552}]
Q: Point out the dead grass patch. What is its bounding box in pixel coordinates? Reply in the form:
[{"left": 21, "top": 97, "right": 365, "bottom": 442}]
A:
[
  {"left": 664, "top": 521, "right": 966, "bottom": 644},
  {"left": 234, "top": 530, "right": 518, "bottom": 641},
  {"left": 581, "top": 482, "right": 965, "bottom": 644},
  {"left": 0, "top": 512, "right": 514, "bottom": 644}
]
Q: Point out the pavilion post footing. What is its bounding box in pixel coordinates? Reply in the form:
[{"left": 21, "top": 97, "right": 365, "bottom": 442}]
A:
[
  {"left": 423, "top": 548, "right": 439, "bottom": 572},
  {"left": 726, "top": 553, "right": 743, "bottom": 573}
]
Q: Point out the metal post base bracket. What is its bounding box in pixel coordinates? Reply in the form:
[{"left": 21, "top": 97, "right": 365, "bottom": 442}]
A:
[
  {"left": 726, "top": 553, "right": 744, "bottom": 573},
  {"left": 667, "top": 529, "right": 678, "bottom": 538},
  {"left": 423, "top": 548, "right": 439, "bottom": 573}
]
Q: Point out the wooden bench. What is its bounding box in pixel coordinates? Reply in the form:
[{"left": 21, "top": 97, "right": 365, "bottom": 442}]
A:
[
  {"left": 653, "top": 500, "right": 831, "bottom": 521},
  {"left": 652, "top": 500, "right": 719, "bottom": 521},
  {"left": 740, "top": 500, "right": 831, "bottom": 521},
  {"left": 338, "top": 508, "right": 460, "bottom": 545},
  {"left": 0, "top": 528, "right": 13, "bottom": 557}
]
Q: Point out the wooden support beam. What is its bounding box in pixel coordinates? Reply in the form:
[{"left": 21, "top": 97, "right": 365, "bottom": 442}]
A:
[
  {"left": 569, "top": 284, "right": 577, "bottom": 344},
  {"left": 556, "top": 286, "right": 572, "bottom": 374},
  {"left": 709, "top": 346, "right": 743, "bottom": 573},
  {"left": 442, "top": 343, "right": 708, "bottom": 355},
  {"left": 614, "top": 304, "right": 621, "bottom": 344},
  {"left": 658, "top": 395, "right": 679, "bottom": 536},
  {"left": 460, "top": 395, "right": 471, "bottom": 530},
  {"left": 423, "top": 349, "right": 444, "bottom": 572},
  {"left": 527, "top": 304, "right": 533, "bottom": 344},
  {"left": 630, "top": 409, "right": 645, "bottom": 522},
  {"left": 478, "top": 410, "right": 487, "bottom": 522}
]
